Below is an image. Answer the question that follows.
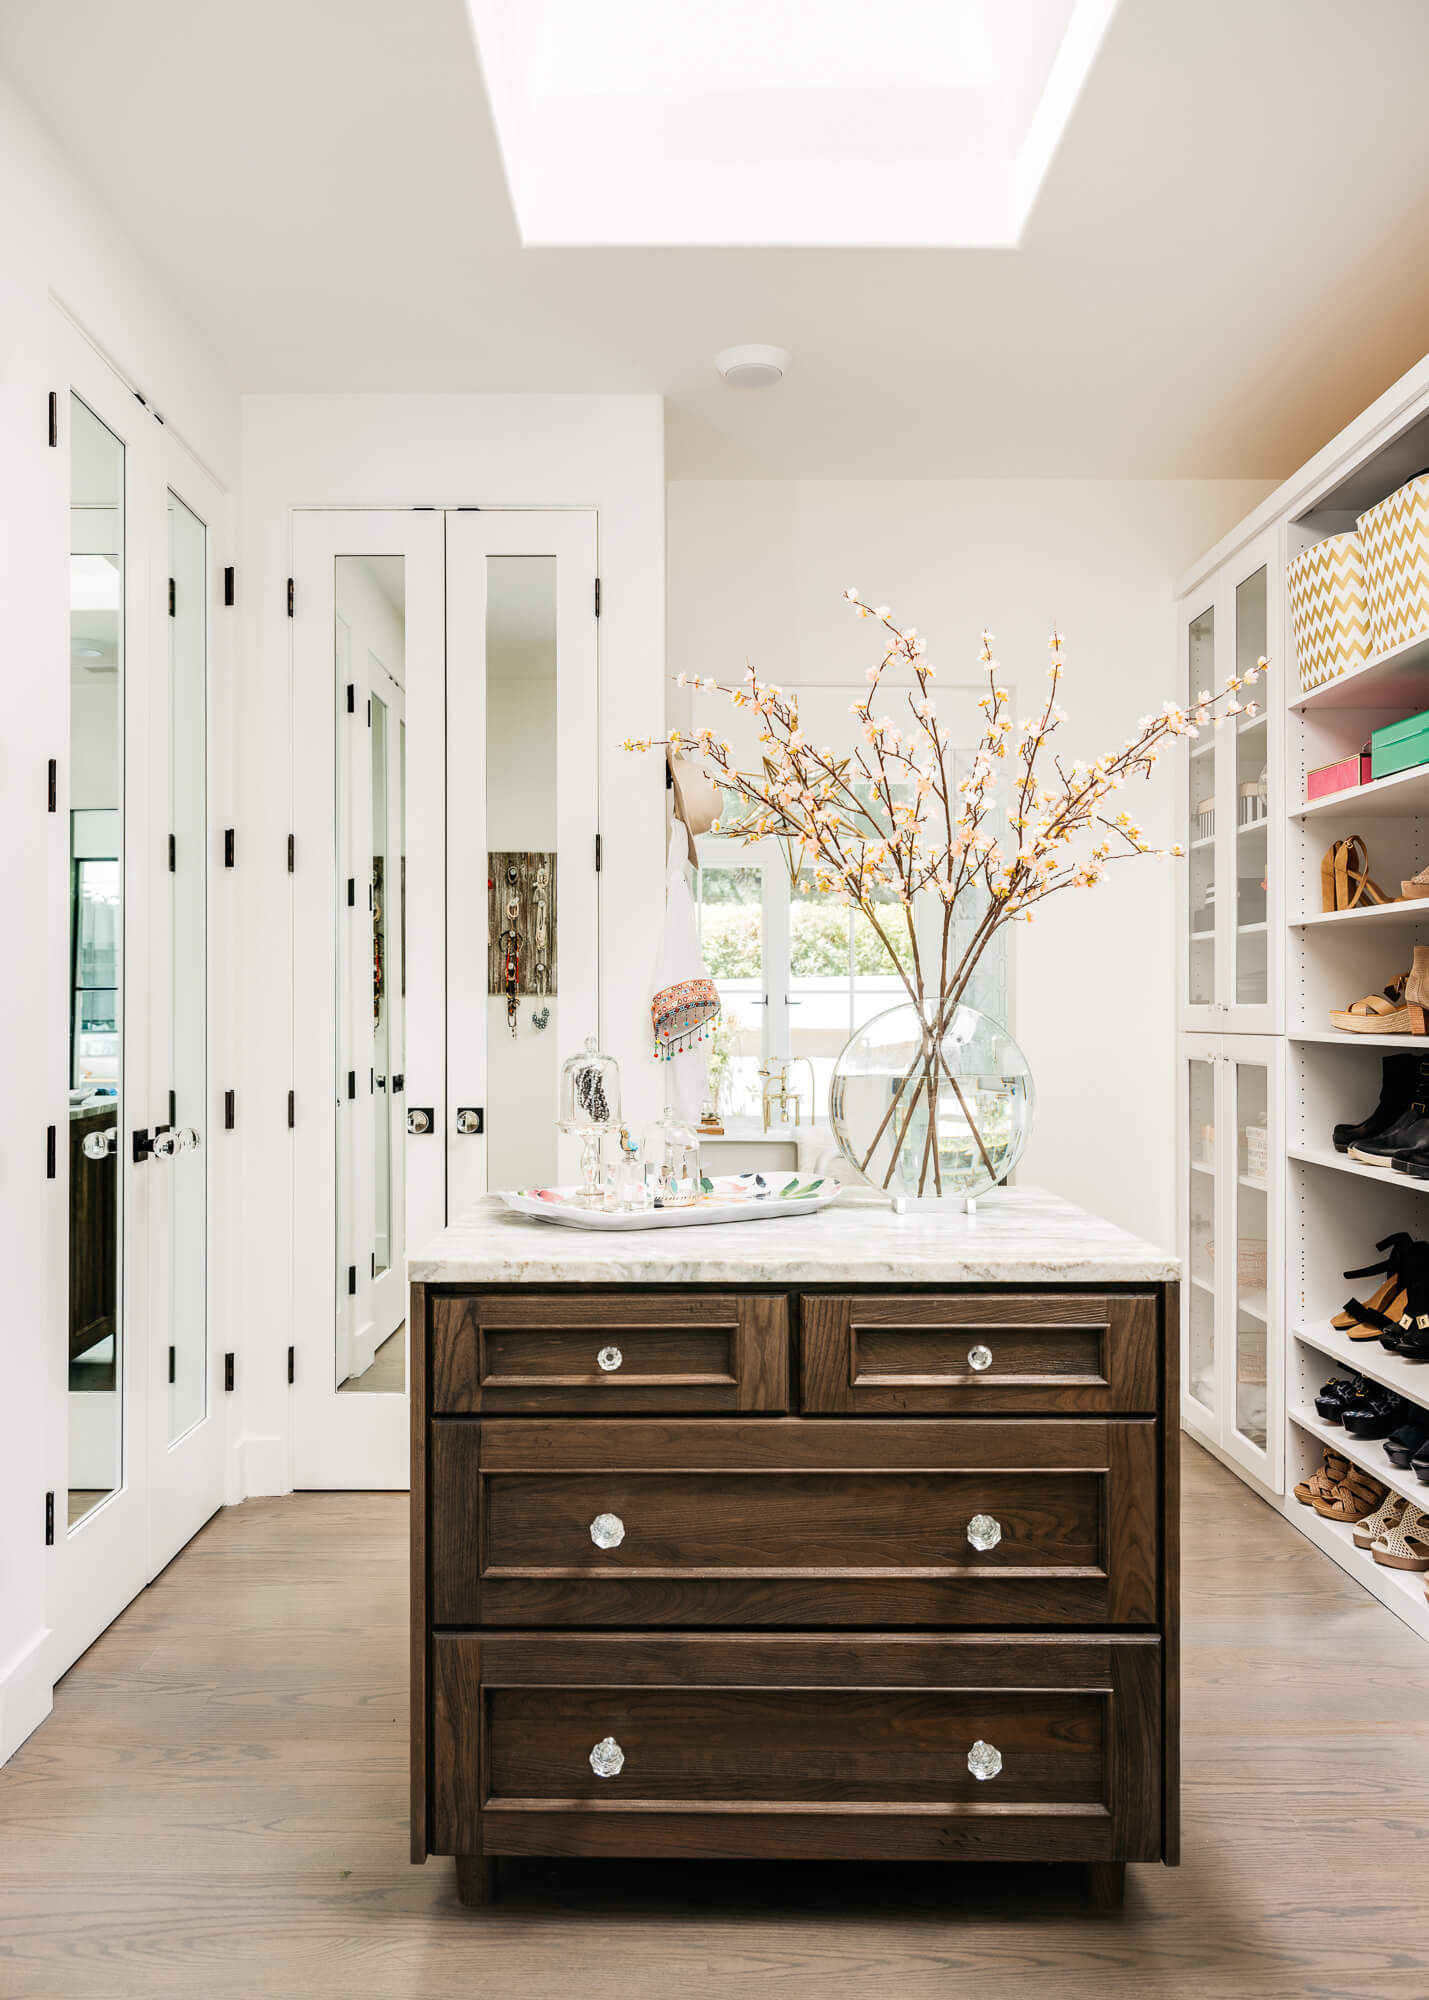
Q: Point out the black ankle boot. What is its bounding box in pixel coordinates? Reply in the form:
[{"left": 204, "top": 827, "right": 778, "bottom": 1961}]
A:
[
  {"left": 1335, "top": 1053, "right": 1427, "bottom": 1153},
  {"left": 1349, "top": 1089, "right": 1429, "bottom": 1164}
]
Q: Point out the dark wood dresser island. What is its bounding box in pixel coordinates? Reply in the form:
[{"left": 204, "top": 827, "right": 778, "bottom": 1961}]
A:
[{"left": 408, "top": 1190, "right": 1179, "bottom": 1909}]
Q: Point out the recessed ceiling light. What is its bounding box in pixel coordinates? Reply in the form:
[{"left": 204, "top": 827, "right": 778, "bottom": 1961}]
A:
[{"left": 715, "top": 344, "right": 790, "bottom": 389}]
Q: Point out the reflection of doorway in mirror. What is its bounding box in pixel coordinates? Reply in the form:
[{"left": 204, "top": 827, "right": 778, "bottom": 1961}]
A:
[
  {"left": 335, "top": 557, "right": 408, "bottom": 1394},
  {"left": 485, "top": 556, "right": 560, "bottom": 1191}
]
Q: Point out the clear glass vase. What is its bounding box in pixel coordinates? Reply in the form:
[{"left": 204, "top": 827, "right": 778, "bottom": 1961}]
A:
[{"left": 829, "top": 1002, "right": 1033, "bottom": 1206}]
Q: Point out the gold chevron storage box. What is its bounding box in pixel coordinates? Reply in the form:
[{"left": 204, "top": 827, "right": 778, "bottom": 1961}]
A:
[
  {"left": 1359, "top": 474, "right": 1429, "bottom": 656},
  {"left": 1287, "top": 530, "right": 1372, "bottom": 694}
]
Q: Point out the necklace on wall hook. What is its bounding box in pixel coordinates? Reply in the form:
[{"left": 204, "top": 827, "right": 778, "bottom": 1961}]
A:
[{"left": 502, "top": 891, "right": 521, "bottom": 1038}]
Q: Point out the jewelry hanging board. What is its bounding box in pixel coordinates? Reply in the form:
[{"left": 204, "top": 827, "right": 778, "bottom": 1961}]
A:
[{"left": 487, "top": 851, "right": 557, "bottom": 996}]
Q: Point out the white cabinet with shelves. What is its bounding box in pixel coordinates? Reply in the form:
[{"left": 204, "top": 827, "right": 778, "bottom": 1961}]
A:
[
  {"left": 1179, "top": 1034, "right": 1283, "bottom": 1495},
  {"left": 1178, "top": 346, "right": 1429, "bottom": 1641},
  {"left": 1179, "top": 528, "right": 1283, "bottom": 1034}
]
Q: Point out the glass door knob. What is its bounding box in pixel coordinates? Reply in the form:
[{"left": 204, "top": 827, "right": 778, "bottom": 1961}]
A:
[
  {"left": 967, "top": 1740, "right": 1002, "bottom": 1781},
  {"left": 81, "top": 1127, "right": 117, "bottom": 1160},
  {"left": 597, "top": 1346, "right": 623, "bottom": 1372},
  {"left": 589, "top": 1737, "right": 625, "bottom": 1778},
  {"left": 966, "top": 1513, "right": 1002, "bottom": 1552},
  {"left": 589, "top": 1512, "right": 625, "bottom": 1549},
  {"left": 967, "top": 1344, "right": 993, "bottom": 1372},
  {"left": 150, "top": 1129, "right": 178, "bottom": 1158},
  {"left": 175, "top": 1127, "right": 200, "bottom": 1152}
]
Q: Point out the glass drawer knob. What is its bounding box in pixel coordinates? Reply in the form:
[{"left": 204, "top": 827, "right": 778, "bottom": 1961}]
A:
[
  {"left": 967, "top": 1513, "right": 1002, "bottom": 1552},
  {"left": 589, "top": 1512, "right": 625, "bottom": 1550},
  {"left": 589, "top": 1736, "right": 625, "bottom": 1778},
  {"left": 597, "top": 1345, "right": 623, "bottom": 1372},
  {"left": 967, "top": 1739, "right": 1002, "bottom": 1782},
  {"left": 968, "top": 1344, "right": 993, "bottom": 1372}
]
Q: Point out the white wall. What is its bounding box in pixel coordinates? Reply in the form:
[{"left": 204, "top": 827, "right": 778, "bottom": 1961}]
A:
[
  {"left": 667, "top": 479, "right": 1274, "bottom": 1252},
  {"left": 235, "top": 394, "right": 665, "bottom": 1495},
  {"left": 0, "top": 71, "right": 239, "bottom": 1762}
]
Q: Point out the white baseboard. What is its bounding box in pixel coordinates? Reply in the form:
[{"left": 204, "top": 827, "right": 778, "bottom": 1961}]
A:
[
  {"left": 233, "top": 1433, "right": 290, "bottom": 1499},
  {"left": 0, "top": 1626, "right": 53, "bottom": 1766}
]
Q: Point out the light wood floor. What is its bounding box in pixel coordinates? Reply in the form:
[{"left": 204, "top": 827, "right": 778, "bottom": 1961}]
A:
[
  {"left": 338, "top": 1323, "right": 406, "bottom": 1394},
  {"left": 4, "top": 1444, "right": 1429, "bottom": 1999}
]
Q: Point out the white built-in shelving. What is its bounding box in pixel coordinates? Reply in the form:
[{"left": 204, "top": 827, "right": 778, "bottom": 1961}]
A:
[{"left": 1178, "top": 348, "right": 1429, "bottom": 1639}]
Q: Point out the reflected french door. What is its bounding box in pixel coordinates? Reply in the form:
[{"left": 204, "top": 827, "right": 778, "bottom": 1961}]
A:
[
  {"left": 290, "top": 510, "right": 598, "bottom": 1489},
  {"left": 48, "top": 312, "right": 230, "bottom": 1679}
]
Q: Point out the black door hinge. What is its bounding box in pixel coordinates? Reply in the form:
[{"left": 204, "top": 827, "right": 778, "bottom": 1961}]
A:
[
  {"left": 46, "top": 1125, "right": 56, "bottom": 1179},
  {"left": 44, "top": 1491, "right": 54, "bottom": 1545},
  {"left": 224, "top": 1353, "right": 235, "bottom": 1392},
  {"left": 287, "top": 1088, "right": 295, "bottom": 1129},
  {"left": 366, "top": 698, "right": 371, "bottom": 726},
  {"left": 47, "top": 759, "right": 57, "bottom": 812},
  {"left": 595, "top": 833, "right": 602, "bottom": 872},
  {"left": 594, "top": 576, "right": 601, "bottom": 617},
  {"left": 224, "top": 829, "right": 235, "bottom": 868},
  {"left": 348, "top": 1265, "right": 357, "bottom": 1296},
  {"left": 286, "top": 578, "right": 294, "bottom": 618},
  {"left": 287, "top": 1344, "right": 295, "bottom": 1385},
  {"left": 347, "top": 876, "right": 355, "bottom": 906},
  {"left": 347, "top": 1070, "right": 356, "bottom": 1099},
  {"left": 287, "top": 833, "right": 295, "bottom": 873},
  {"left": 370, "top": 1251, "right": 375, "bottom": 1279},
  {"left": 47, "top": 392, "right": 58, "bottom": 448},
  {"left": 168, "top": 1344, "right": 176, "bottom": 1385},
  {"left": 224, "top": 565, "right": 235, "bottom": 606},
  {"left": 224, "top": 1089, "right": 235, "bottom": 1130},
  {"left": 169, "top": 1088, "right": 177, "bottom": 1127},
  {"left": 369, "top": 1067, "right": 374, "bottom": 1095},
  {"left": 168, "top": 577, "right": 176, "bottom": 618},
  {"left": 168, "top": 833, "right": 176, "bottom": 872},
  {"left": 346, "top": 682, "right": 354, "bottom": 714}
]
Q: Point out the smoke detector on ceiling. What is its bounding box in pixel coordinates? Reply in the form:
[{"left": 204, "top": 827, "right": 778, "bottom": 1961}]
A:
[{"left": 715, "top": 344, "right": 790, "bottom": 389}]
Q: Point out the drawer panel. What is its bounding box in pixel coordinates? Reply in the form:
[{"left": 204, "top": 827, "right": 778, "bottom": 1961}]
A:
[
  {"left": 430, "top": 1632, "right": 1163, "bottom": 1862},
  {"left": 801, "top": 1292, "right": 1159, "bottom": 1415},
  {"left": 430, "top": 1292, "right": 788, "bottom": 1414},
  {"left": 429, "top": 1418, "right": 1159, "bottom": 1628}
]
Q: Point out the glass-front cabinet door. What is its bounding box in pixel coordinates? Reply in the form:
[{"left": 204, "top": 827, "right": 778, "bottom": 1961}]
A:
[
  {"left": 1180, "top": 528, "right": 1281, "bottom": 1032},
  {"left": 1180, "top": 1034, "right": 1282, "bottom": 1494}
]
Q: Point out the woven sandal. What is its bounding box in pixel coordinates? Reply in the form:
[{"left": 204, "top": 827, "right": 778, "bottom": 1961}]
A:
[
  {"left": 1294, "top": 1446, "right": 1352, "bottom": 1506},
  {"left": 1330, "top": 974, "right": 1414, "bottom": 1035},
  {"left": 1402, "top": 865, "right": 1429, "bottom": 901},
  {"left": 1371, "top": 1500, "right": 1429, "bottom": 1570},
  {"left": 1354, "top": 1490, "right": 1407, "bottom": 1549},
  {"left": 1312, "top": 1464, "right": 1388, "bottom": 1522}
]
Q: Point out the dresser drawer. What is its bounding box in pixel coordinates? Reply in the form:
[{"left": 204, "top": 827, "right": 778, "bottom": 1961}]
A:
[
  {"left": 430, "top": 1292, "right": 788, "bottom": 1415},
  {"left": 801, "top": 1292, "right": 1159, "bottom": 1415},
  {"left": 429, "top": 1418, "right": 1159, "bottom": 1628},
  {"left": 429, "top": 1632, "right": 1163, "bottom": 1862}
]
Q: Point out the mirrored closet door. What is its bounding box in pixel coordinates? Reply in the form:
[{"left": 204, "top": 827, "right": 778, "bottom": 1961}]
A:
[
  {"left": 290, "top": 510, "right": 598, "bottom": 1490},
  {"left": 49, "top": 313, "right": 230, "bottom": 1678}
]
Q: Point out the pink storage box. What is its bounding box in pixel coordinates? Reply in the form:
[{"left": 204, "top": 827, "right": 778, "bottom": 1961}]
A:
[{"left": 1306, "top": 748, "right": 1372, "bottom": 800}]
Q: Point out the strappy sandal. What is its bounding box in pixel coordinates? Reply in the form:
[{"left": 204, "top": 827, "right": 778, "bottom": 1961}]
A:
[
  {"left": 1327, "top": 834, "right": 1393, "bottom": 910},
  {"left": 1371, "top": 1501, "right": 1429, "bottom": 1570},
  {"left": 1330, "top": 973, "right": 1413, "bottom": 1034},
  {"left": 1294, "top": 1446, "right": 1352, "bottom": 1506},
  {"left": 1354, "top": 1491, "right": 1407, "bottom": 1548},
  {"left": 1312, "top": 1464, "right": 1389, "bottom": 1523},
  {"left": 1332, "top": 1233, "right": 1417, "bottom": 1338}
]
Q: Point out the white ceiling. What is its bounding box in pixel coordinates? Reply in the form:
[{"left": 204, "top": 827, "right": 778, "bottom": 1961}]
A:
[{"left": 3, "top": 0, "right": 1429, "bottom": 479}]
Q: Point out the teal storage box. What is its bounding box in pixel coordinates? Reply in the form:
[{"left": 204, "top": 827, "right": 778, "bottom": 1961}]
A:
[{"left": 1372, "top": 709, "right": 1429, "bottom": 780}]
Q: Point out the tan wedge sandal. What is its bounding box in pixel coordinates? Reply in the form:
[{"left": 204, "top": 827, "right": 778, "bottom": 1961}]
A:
[
  {"left": 1354, "top": 1490, "right": 1407, "bottom": 1549},
  {"left": 1403, "top": 866, "right": 1429, "bottom": 901},
  {"left": 1294, "top": 1446, "right": 1352, "bottom": 1507},
  {"left": 1330, "top": 973, "right": 1413, "bottom": 1034},
  {"left": 1312, "top": 1463, "right": 1389, "bottom": 1523},
  {"left": 1371, "top": 1500, "right": 1429, "bottom": 1570}
]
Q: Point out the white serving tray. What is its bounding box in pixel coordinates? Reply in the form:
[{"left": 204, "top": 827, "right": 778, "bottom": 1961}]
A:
[{"left": 500, "top": 1173, "right": 841, "bottom": 1231}]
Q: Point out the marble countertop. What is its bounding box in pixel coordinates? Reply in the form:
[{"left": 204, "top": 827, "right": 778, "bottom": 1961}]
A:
[{"left": 408, "top": 1186, "right": 1178, "bottom": 1286}]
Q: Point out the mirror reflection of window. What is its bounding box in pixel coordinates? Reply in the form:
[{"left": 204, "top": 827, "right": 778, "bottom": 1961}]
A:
[
  {"left": 335, "top": 558, "right": 408, "bottom": 1394},
  {"left": 67, "top": 396, "right": 124, "bottom": 1527}
]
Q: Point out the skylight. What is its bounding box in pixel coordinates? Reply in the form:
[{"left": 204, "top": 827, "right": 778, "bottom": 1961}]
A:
[{"left": 466, "top": 0, "right": 1118, "bottom": 248}]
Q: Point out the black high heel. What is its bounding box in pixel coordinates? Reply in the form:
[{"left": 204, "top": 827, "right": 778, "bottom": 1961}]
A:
[
  {"left": 1386, "top": 1422, "right": 1429, "bottom": 1469},
  {"left": 1335, "top": 1233, "right": 1421, "bottom": 1340}
]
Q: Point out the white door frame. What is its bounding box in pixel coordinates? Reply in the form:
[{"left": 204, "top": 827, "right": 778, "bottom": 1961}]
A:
[{"left": 290, "top": 512, "right": 445, "bottom": 1490}]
